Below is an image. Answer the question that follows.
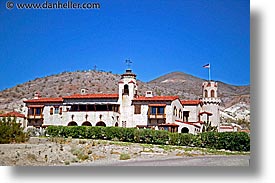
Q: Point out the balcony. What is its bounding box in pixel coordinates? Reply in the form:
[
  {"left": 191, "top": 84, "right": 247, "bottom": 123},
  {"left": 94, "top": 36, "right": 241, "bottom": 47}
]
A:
[
  {"left": 148, "top": 114, "right": 166, "bottom": 119},
  {"left": 27, "top": 114, "right": 43, "bottom": 119}
]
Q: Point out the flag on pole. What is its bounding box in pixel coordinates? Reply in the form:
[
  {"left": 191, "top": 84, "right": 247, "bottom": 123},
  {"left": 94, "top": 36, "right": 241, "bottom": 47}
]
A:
[
  {"left": 203, "top": 63, "right": 210, "bottom": 68},
  {"left": 203, "top": 63, "right": 211, "bottom": 81}
]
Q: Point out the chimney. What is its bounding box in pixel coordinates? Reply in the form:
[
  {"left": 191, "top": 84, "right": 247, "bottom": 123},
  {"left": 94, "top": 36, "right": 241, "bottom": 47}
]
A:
[
  {"left": 81, "top": 88, "right": 87, "bottom": 95},
  {"left": 145, "top": 91, "right": 153, "bottom": 98},
  {"left": 34, "top": 92, "right": 41, "bottom": 99}
]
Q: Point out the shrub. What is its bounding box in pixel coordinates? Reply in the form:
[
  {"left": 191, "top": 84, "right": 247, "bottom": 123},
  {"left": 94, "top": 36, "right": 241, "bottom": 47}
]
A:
[
  {"left": 178, "top": 133, "right": 196, "bottom": 146},
  {"left": 26, "top": 127, "right": 43, "bottom": 137},
  {"left": 0, "top": 117, "right": 29, "bottom": 144},
  {"left": 169, "top": 132, "right": 180, "bottom": 145},
  {"left": 45, "top": 126, "right": 250, "bottom": 152},
  {"left": 196, "top": 132, "right": 250, "bottom": 151},
  {"left": 119, "top": 153, "right": 131, "bottom": 160}
]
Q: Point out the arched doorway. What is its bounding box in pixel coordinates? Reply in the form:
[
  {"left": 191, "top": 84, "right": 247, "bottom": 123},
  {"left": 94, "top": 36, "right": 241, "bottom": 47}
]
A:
[
  {"left": 115, "top": 122, "right": 118, "bottom": 127},
  {"left": 181, "top": 127, "right": 189, "bottom": 133},
  {"left": 68, "top": 121, "right": 78, "bottom": 126},
  {"left": 82, "top": 121, "right": 92, "bottom": 126},
  {"left": 96, "top": 121, "right": 106, "bottom": 127}
]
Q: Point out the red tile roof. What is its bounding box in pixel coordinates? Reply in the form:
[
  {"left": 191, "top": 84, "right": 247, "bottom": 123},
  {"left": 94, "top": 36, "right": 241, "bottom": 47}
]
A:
[
  {"left": 24, "top": 97, "right": 63, "bottom": 103},
  {"left": 240, "top": 129, "right": 250, "bottom": 133},
  {"left": 63, "top": 93, "right": 119, "bottom": 99},
  {"left": 158, "top": 123, "right": 179, "bottom": 127},
  {"left": 220, "top": 126, "right": 233, "bottom": 129},
  {"left": 148, "top": 104, "right": 167, "bottom": 107},
  {"left": 181, "top": 121, "right": 201, "bottom": 128},
  {"left": 133, "top": 96, "right": 179, "bottom": 101},
  {"left": 0, "top": 111, "right": 25, "bottom": 118},
  {"left": 199, "top": 111, "right": 213, "bottom": 115},
  {"left": 175, "top": 120, "right": 203, "bottom": 127},
  {"left": 28, "top": 105, "right": 45, "bottom": 108},
  {"left": 181, "top": 100, "right": 201, "bottom": 105}
]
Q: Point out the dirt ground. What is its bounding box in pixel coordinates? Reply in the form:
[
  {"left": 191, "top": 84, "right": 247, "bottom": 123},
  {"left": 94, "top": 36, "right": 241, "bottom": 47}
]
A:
[{"left": 0, "top": 137, "right": 247, "bottom": 166}]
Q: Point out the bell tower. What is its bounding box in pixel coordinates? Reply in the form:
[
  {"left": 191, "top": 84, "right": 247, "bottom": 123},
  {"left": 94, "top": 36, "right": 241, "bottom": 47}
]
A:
[
  {"left": 118, "top": 69, "right": 138, "bottom": 100},
  {"left": 118, "top": 68, "right": 138, "bottom": 127},
  {"left": 200, "top": 81, "right": 221, "bottom": 129}
]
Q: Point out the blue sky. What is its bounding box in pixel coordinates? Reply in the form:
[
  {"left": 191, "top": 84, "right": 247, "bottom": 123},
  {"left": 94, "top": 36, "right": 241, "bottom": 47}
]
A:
[{"left": 0, "top": 0, "right": 249, "bottom": 90}]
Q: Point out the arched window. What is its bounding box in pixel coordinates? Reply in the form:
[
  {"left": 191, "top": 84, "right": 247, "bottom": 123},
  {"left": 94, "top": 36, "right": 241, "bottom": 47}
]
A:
[
  {"left": 211, "top": 90, "right": 215, "bottom": 97},
  {"left": 179, "top": 109, "right": 182, "bottom": 118},
  {"left": 181, "top": 127, "right": 189, "bottom": 133},
  {"left": 96, "top": 121, "right": 106, "bottom": 127},
  {"left": 173, "top": 107, "right": 177, "bottom": 116},
  {"left": 82, "top": 121, "right": 92, "bottom": 126},
  {"left": 204, "top": 90, "right": 208, "bottom": 98},
  {"left": 68, "top": 121, "right": 78, "bottom": 126},
  {"left": 50, "top": 107, "right": 53, "bottom": 115},
  {"left": 59, "top": 107, "right": 62, "bottom": 115},
  {"left": 123, "top": 84, "right": 129, "bottom": 95}
]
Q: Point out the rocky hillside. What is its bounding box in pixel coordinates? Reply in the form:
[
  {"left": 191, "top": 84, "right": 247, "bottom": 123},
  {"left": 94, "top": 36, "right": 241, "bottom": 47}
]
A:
[
  {"left": 0, "top": 70, "right": 250, "bottom": 114},
  {"left": 147, "top": 72, "right": 250, "bottom": 109}
]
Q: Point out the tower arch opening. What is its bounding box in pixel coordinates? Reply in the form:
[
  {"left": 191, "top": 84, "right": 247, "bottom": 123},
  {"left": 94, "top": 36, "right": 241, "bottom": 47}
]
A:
[
  {"left": 211, "top": 90, "right": 215, "bottom": 97},
  {"left": 204, "top": 90, "right": 208, "bottom": 98},
  {"left": 123, "top": 84, "right": 129, "bottom": 95}
]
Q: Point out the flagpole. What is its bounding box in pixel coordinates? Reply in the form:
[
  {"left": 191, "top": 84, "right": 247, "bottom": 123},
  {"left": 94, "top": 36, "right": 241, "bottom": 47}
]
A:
[
  {"left": 208, "top": 63, "right": 211, "bottom": 81},
  {"left": 203, "top": 63, "right": 211, "bottom": 81}
]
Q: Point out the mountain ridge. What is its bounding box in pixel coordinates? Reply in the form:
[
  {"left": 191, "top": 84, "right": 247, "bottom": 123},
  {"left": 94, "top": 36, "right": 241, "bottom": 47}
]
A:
[{"left": 0, "top": 70, "right": 250, "bottom": 114}]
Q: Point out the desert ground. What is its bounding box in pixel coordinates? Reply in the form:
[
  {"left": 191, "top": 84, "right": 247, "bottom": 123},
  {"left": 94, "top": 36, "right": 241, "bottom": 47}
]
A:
[{"left": 0, "top": 137, "right": 249, "bottom": 166}]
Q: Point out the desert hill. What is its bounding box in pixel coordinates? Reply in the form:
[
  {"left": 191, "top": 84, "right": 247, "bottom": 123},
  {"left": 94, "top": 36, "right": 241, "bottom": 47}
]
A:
[{"left": 0, "top": 70, "right": 250, "bottom": 115}]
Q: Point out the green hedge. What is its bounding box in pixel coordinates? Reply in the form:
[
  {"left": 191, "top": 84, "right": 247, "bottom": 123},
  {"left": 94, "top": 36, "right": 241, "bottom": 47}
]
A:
[{"left": 45, "top": 126, "right": 250, "bottom": 151}]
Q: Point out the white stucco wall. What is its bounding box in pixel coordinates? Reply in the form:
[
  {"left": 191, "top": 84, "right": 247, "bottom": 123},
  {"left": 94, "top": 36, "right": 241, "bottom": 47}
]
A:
[
  {"left": 170, "top": 99, "right": 187, "bottom": 123},
  {"left": 0, "top": 116, "right": 26, "bottom": 128},
  {"left": 182, "top": 105, "right": 201, "bottom": 122},
  {"left": 176, "top": 122, "right": 198, "bottom": 134},
  {"left": 133, "top": 104, "right": 149, "bottom": 126},
  {"left": 201, "top": 99, "right": 220, "bottom": 128},
  {"left": 42, "top": 105, "right": 120, "bottom": 127}
]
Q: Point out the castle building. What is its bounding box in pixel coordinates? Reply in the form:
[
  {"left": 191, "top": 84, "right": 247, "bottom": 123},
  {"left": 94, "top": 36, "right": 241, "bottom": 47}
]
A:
[
  {"left": 23, "top": 69, "right": 222, "bottom": 134},
  {"left": 0, "top": 111, "right": 26, "bottom": 127}
]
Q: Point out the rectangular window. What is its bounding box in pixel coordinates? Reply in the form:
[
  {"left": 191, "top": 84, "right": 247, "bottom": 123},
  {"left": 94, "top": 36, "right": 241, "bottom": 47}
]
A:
[
  {"left": 59, "top": 107, "right": 62, "bottom": 115},
  {"left": 158, "top": 107, "right": 165, "bottom": 114},
  {"left": 54, "top": 107, "right": 59, "bottom": 114},
  {"left": 150, "top": 107, "right": 157, "bottom": 115},
  {"left": 134, "top": 105, "right": 141, "bottom": 114},
  {"left": 183, "top": 111, "right": 189, "bottom": 122},
  {"left": 35, "top": 108, "right": 41, "bottom": 115},
  {"left": 29, "top": 108, "right": 34, "bottom": 115},
  {"left": 149, "top": 107, "right": 165, "bottom": 115}
]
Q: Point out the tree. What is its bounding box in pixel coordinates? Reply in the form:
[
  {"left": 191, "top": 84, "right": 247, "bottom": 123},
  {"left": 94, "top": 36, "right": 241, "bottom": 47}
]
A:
[{"left": 0, "top": 117, "right": 29, "bottom": 144}]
